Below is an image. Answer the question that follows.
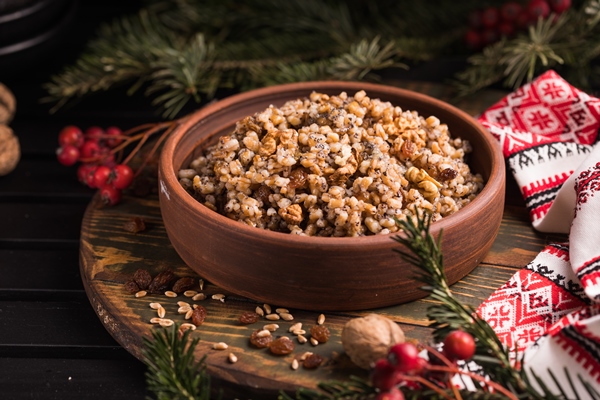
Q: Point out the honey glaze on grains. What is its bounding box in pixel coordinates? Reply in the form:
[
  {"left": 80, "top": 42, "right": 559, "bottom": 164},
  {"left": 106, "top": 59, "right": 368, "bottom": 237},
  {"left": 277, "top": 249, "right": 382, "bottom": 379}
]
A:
[{"left": 178, "top": 90, "right": 483, "bottom": 237}]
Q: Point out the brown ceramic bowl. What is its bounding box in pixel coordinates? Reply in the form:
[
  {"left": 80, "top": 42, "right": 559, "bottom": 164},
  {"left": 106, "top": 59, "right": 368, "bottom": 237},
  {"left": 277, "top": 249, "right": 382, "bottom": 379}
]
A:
[{"left": 158, "top": 81, "right": 505, "bottom": 311}]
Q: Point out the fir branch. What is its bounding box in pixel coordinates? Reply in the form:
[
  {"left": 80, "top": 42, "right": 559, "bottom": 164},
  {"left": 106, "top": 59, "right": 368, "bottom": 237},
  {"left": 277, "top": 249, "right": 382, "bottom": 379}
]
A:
[{"left": 142, "top": 324, "right": 216, "bottom": 400}]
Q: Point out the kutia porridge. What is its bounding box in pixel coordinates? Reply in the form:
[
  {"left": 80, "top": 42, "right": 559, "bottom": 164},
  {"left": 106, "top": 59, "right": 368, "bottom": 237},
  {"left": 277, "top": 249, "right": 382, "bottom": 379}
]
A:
[{"left": 178, "top": 90, "right": 483, "bottom": 237}]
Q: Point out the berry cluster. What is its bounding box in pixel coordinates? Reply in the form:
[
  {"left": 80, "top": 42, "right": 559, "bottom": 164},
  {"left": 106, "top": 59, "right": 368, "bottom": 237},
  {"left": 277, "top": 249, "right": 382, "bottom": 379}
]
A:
[
  {"left": 56, "top": 125, "right": 134, "bottom": 205},
  {"left": 464, "top": 0, "right": 572, "bottom": 49},
  {"left": 371, "top": 330, "right": 481, "bottom": 399}
]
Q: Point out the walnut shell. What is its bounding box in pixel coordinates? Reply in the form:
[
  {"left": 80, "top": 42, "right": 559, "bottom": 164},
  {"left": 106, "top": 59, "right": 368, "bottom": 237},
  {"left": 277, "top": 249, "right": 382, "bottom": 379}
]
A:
[
  {"left": 341, "top": 313, "right": 405, "bottom": 369},
  {"left": 0, "top": 83, "right": 16, "bottom": 125},
  {"left": 0, "top": 125, "right": 20, "bottom": 176}
]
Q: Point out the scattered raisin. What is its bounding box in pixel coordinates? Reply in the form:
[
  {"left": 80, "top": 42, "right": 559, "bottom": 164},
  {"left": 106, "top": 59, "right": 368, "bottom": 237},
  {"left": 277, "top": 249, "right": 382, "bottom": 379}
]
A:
[
  {"left": 148, "top": 269, "right": 175, "bottom": 294},
  {"left": 172, "top": 277, "right": 196, "bottom": 293},
  {"left": 310, "top": 325, "right": 331, "bottom": 343},
  {"left": 438, "top": 167, "right": 458, "bottom": 181},
  {"left": 239, "top": 311, "right": 260, "bottom": 325},
  {"left": 123, "top": 217, "right": 146, "bottom": 233},
  {"left": 255, "top": 184, "right": 272, "bottom": 206},
  {"left": 250, "top": 329, "right": 273, "bottom": 349},
  {"left": 288, "top": 167, "right": 309, "bottom": 189},
  {"left": 133, "top": 269, "right": 152, "bottom": 290},
  {"left": 191, "top": 305, "right": 207, "bottom": 326},
  {"left": 303, "top": 353, "right": 324, "bottom": 369},
  {"left": 401, "top": 139, "right": 416, "bottom": 158},
  {"left": 269, "top": 337, "right": 295, "bottom": 355},
  {"left": 123, "top": 280, "right": 140, "bottom": 294}
]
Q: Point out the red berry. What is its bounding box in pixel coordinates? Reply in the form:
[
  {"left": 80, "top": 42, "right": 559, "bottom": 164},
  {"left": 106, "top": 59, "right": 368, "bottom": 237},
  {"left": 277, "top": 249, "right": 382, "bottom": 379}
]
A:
[
  {"left": 105, "top": 126, "right": 123, "bottom": 148},
  {"left": 500, "top": 2, "right": 523, "bottom": 22},
  {"left": 387, "top": 343, "right": 420, "bottom": 373},
  {"left": 84, "top": 165, "right": 99, "bottom": 188},
  {"left": 99, "top": 185, "right": 122, "bottom": 206},
  {"left": 58, "top": 126, "right": 84, "bottom": 148},
  {"left": 481, "top": 29, "right": 500, "bottom": 45},
  {"left": 443, "top": 330, "right": 476, "bottom": 362},
  {"left": 464, "top": 30, "right": 483, "bottom": 50},
  {"left": 467, "top": 9, "right": 483, "bottom": 29},
  {"left": 93, "top": 165, "right": 112, "bottom": 188},
  {"left": 85, "top": 126, "right": 104, "bottom": 143},
  {"left": 80, "top": 140, "right": 101, "bottom": 160},
  {"left": 498, "top": 22, "right": 515, "bottom": 37},
  {"left": 528, "top": 0, "right": 551, "bottom": 21},
  {"left": 481, "top": 6, "right": 500, "bottom": 28},
  {"left": 516, "top": 12, "right": 532, "bottom": 29},
  {"left": 376, "top": 387, "right": 405, "bottom": 400},
  {"left": 111, "top": 164, "right": 134, "bottom": 190},
  {"left": 56, "top": 145, "right": 80, "bottom": 166},
  {"left": 371, "top": 359, "right": 400, "bottom": 391},
  {"left": 548, "top": 0, "right": 571, "bottom": 13}
]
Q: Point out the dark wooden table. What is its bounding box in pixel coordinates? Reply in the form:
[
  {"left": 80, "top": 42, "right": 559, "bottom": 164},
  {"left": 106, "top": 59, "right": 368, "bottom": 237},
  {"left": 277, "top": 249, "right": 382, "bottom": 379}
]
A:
[{"left": 0, "top": 3, "right": 570, "bottom": 399}]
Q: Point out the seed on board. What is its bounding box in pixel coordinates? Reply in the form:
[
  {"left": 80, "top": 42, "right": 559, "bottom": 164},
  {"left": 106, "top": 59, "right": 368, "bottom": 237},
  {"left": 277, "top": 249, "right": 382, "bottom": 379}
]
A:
[
  {"left": 157, "top": 306, "right": 166, "bottom": 318},
  {"left": 275, "top": 308, "right": 289, "bottom": 314},
  {"left": 198, "top": 279, "right": 204, "bottom": 290},
  {"left": 265, "top": 314, "right": 280, "bottom": 321},
  {"left": 263, "top": 324, "right": 279, "bottom": 332},
  {"left": 159, "top": 319, "right": 174, "bottom": 327},
  {"left": 134, "top": 290, "right": 147, "bottom": 298},
  {"left": 149, "top": 302, "right": 162, "bottom": 310},
  {"left": 279, "top": 312, "right": 294, "bottom": 321},
  {"left": 256, "top": 329, "right": 272, "bottom": 338},
  {"left": 263, "top": 304, "right": 272, "bottom": 314},
  {"left": 297, "top": 334, "right": 308, "bottom": 344},
  {"left": 310, "top": 337, "right": 319, "bottom": 346},
  {"left": 183, "top": 290, "right": 198, "bottom": 297},
  {"left": 299, "top": 351, "right": 313, "bottom": 361},
  {"left": 164, "top": 291, "right": 178, "bottom": 298},
  {"left": 212, "top": 294, "right": 226, "bottom": 302},
  {"left": 292, "top": 329, "right": 306, "bottom": 336},
  {"left": 255, "top": 306, "right": 264, "bottom": 316},
  {"left": 291, "top": 359, "right": 299, "bottom": 370},
  {"left": 178, "top": 306, "right": 192, "bottom": 314},
  {"left": 192, "top": 293, "right": 206, "bottom": 301},
  {"left": 185, "top": 310, "right": 193, "bottom": 320},
  {"left": 213, "top": 342, "right": 228, "bottom": 350},
  {"left": 177, "top": 301, "right": 190, "bottom": 307},
  {"left": 180, "top": 323, "right": 196, "bottom": 331},
  {"left": 150, "top": 317, "right": 162, "bottom": 324},
  {"left": 228, "top": 353, "right": 238, "bottom": 363},
  {"left": 317, "top": 314, "right": 325, "bottom": 325},
  {"left": 289, "top": 322, "right": 302, "bottom": 333}
]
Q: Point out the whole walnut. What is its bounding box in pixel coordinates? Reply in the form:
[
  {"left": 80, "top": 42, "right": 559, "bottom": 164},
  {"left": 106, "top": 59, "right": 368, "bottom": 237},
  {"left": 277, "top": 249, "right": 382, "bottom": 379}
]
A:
[
  {"left": 341, "top": 313, "right": 405, "bottom": 369},
  {"left": 0, "top": 125, "right": 20, "bottom": 176}
]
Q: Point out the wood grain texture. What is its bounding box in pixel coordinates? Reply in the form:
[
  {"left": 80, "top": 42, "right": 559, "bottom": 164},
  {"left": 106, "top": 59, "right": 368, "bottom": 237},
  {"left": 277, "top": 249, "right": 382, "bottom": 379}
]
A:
[{"left": 79, "top": 189, "right": 566, "bottom": 398}]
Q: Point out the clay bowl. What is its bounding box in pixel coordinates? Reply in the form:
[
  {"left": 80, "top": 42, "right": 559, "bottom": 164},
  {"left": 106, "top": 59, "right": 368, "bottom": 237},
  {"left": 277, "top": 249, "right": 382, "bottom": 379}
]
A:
[{"left": 158, "top": 81, "right": 505, "bottom": 311}]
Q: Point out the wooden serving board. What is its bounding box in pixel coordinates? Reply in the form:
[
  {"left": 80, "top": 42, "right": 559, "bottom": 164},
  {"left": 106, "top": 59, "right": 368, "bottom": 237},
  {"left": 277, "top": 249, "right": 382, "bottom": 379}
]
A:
[{"left": 79, "top": 82, "right": 567, "bottom": 399}]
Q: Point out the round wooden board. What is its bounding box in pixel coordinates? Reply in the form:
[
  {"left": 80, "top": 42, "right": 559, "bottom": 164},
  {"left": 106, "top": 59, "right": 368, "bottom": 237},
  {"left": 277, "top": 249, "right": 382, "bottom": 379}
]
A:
[{"left": 79, "top": 83, "right": 562, "bottom": 398}]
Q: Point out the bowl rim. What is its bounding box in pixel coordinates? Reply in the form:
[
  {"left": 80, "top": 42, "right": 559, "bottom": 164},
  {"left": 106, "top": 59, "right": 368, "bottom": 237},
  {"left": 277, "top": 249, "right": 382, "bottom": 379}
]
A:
[{"left": 160, "top": 80, "right": 505, "bottom": 248}]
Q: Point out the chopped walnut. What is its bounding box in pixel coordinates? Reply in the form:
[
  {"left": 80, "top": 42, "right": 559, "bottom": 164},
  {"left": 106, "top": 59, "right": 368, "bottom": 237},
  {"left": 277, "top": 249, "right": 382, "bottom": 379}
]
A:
[{"left": 278, "top": 203, "right": 303, "bottom": 225}]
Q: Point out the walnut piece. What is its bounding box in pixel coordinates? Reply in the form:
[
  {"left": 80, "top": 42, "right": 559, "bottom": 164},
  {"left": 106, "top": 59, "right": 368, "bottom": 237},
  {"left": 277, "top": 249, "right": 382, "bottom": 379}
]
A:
[
  {"left": 278, "top": 203, "right": 303, "bottom": 225},
  {"left": 341, "top": 313, "right": 405, "bottom": 369},
  {"left": 0, "top": 125, "right": 20, "bottom": 176},
  {"left": 0, "top": 83, "right": 16, "bottom": 125}
]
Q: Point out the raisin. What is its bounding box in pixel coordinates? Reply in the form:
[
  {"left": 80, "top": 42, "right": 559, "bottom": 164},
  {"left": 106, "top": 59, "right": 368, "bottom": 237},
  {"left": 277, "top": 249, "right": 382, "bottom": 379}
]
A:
[
  {"left": 191, "top": 306, "right": 207, "bottom": 326},
  {"left": 148, "top": 269, "right": 175, "bottom": 294},
  {"left": 172, "top": 277, "right": 196, "bottom": 293},
  {"left": 250, "top": 329, "right": 273, "bottom": 349},
  {"left": 269, "top": 337, "right": 295, "bottom": 355},
  {"left": 255, "top": 185, "right": 272, "bottom": 206},
  {"left": 123, "top": 217, "right": 146, "bottom": 233},
  {"left": 123, "top": 280, "right": 140, "bottom": 294},
  {"left": 401, "top": 139, "right": 416, "bottom": 158},
  {"left": 239, "top": 311, "right": 260, "bottom": 325},
  {"left": 288, "top": 167, "right": 309, "bottom": 189},
  {"left": 439, "top": 167, "right": 458, "bottom": 181},
  {"left": 133, "top": 269, "right": 152, "bottom": 290},
  {"left": 310, "top": 325, "right": 331, "bottom": 343},
  {"left": 303, "top": 353, "right": 324, "bottom": 369}
]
